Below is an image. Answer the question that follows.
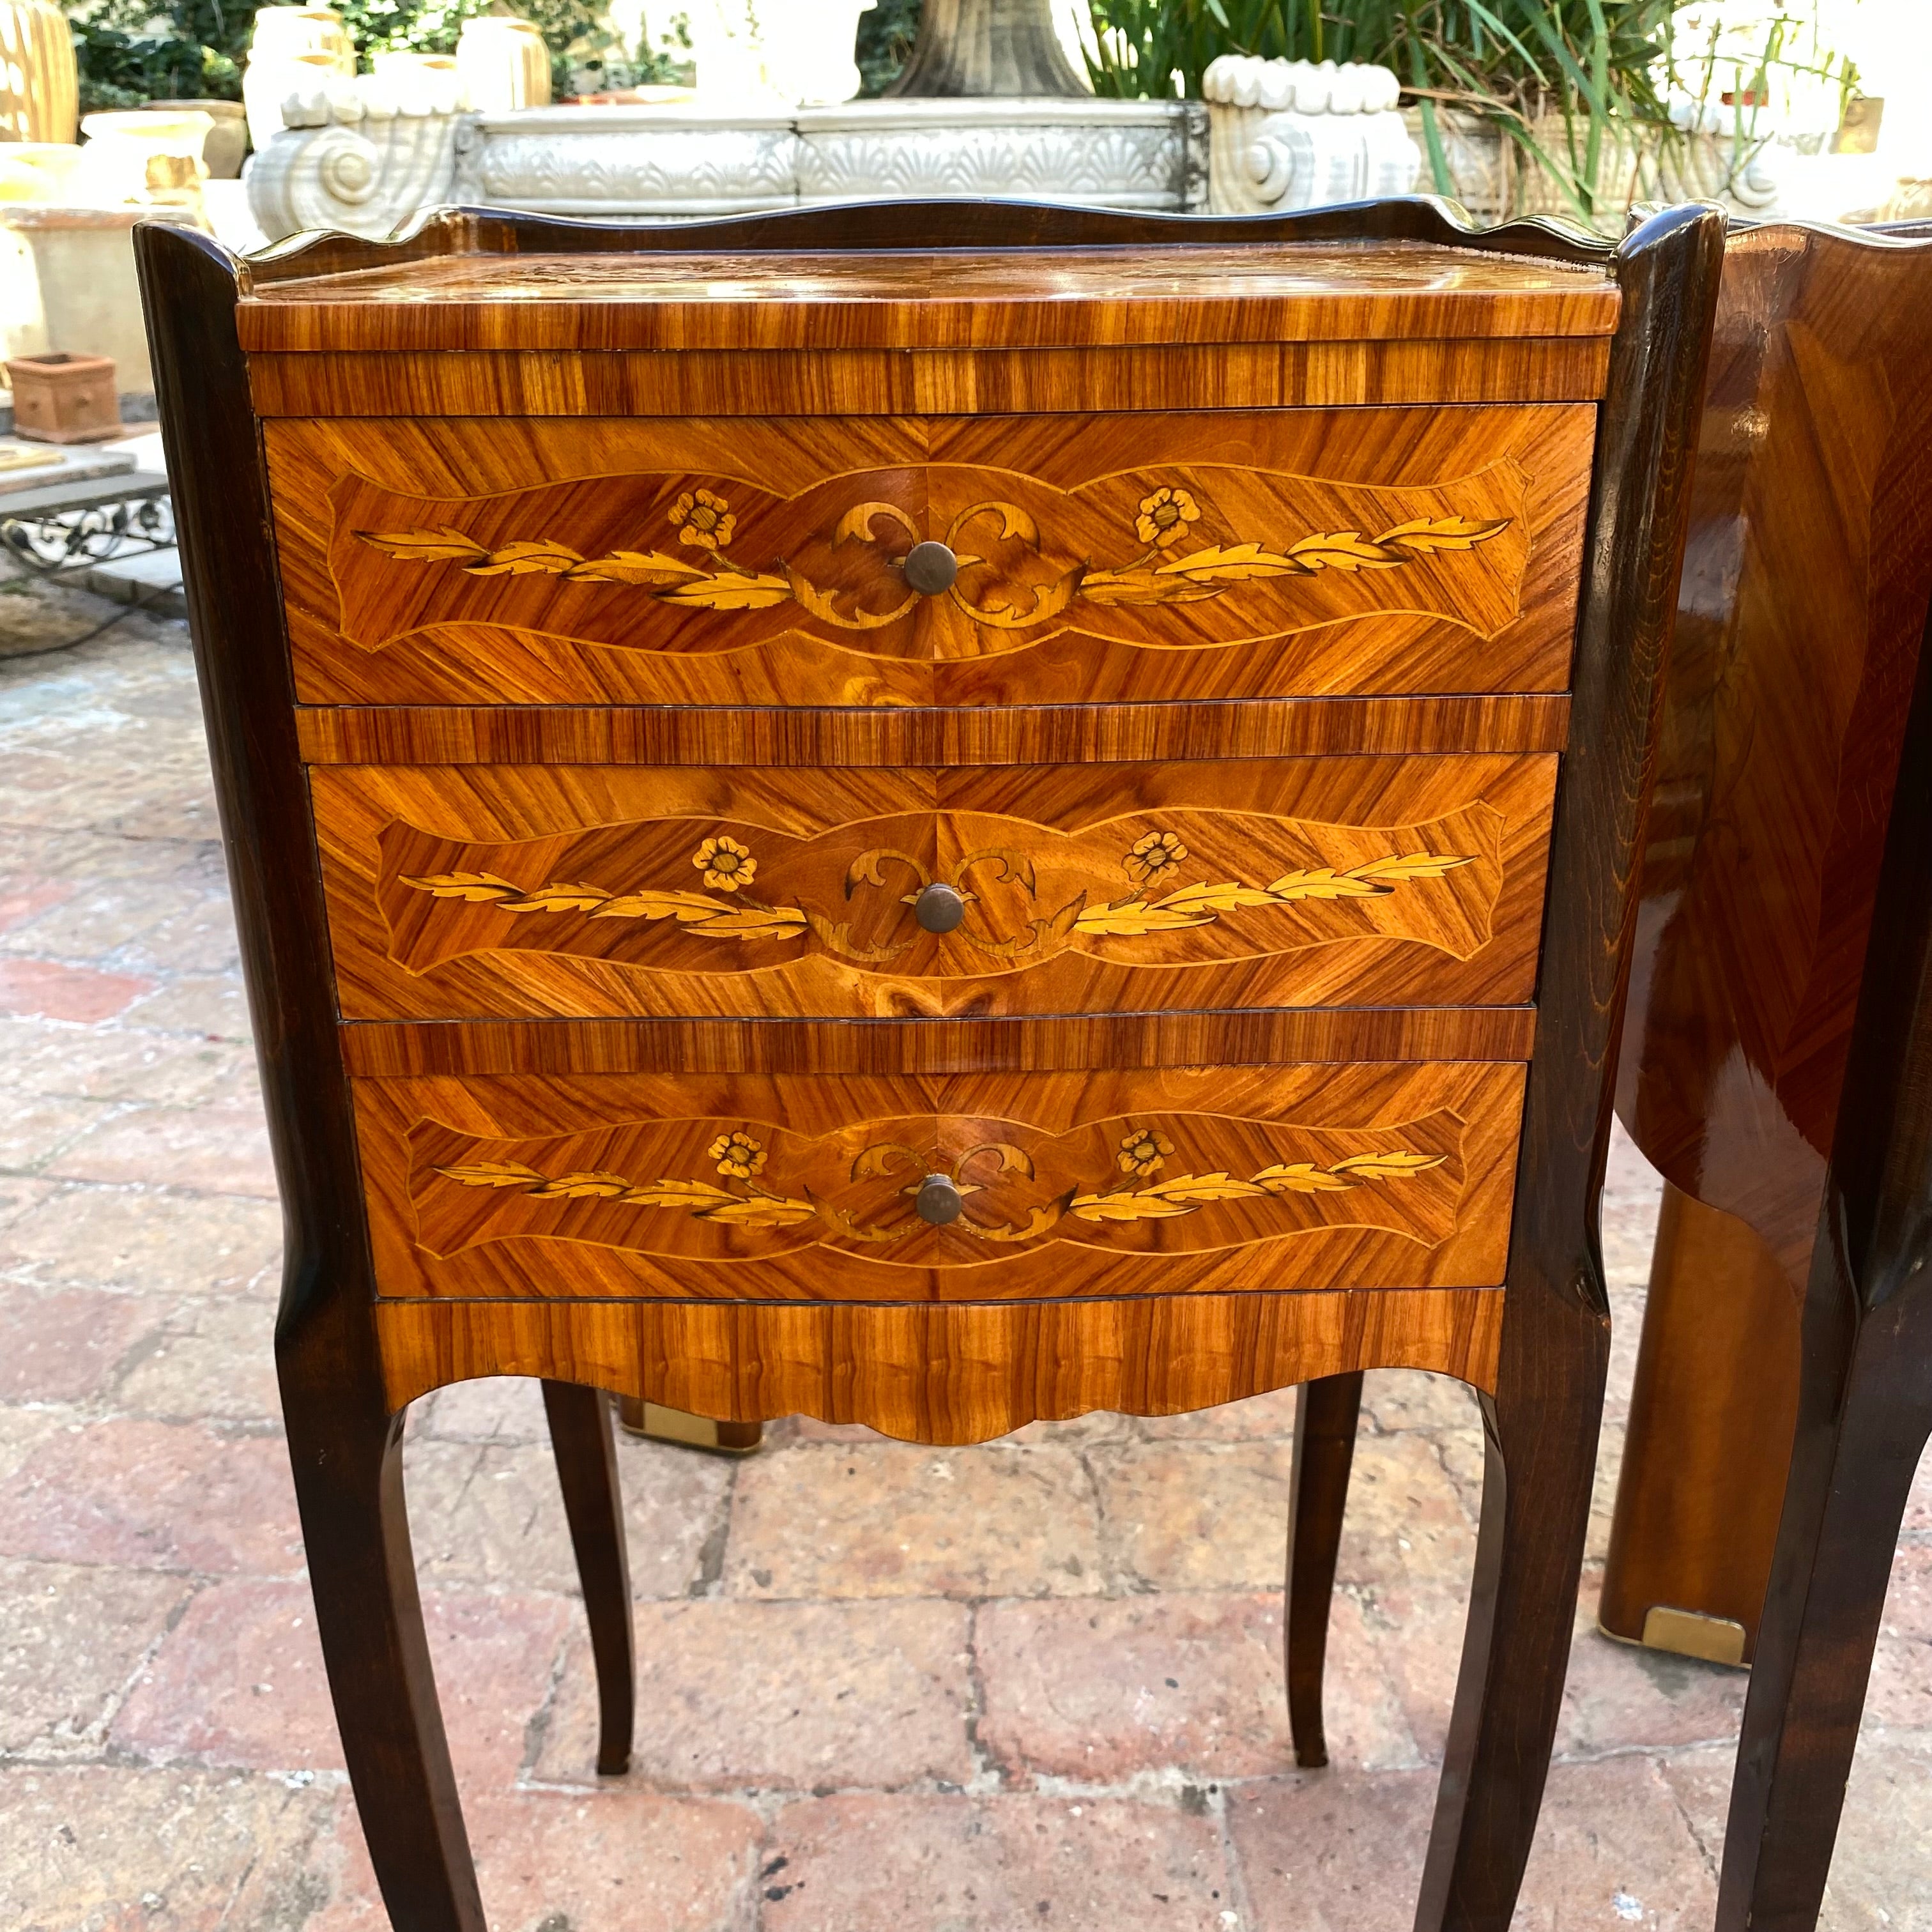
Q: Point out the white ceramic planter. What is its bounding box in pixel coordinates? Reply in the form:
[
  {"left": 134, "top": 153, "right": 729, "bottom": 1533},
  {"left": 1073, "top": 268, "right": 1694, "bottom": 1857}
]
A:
[
  {"left": 243, "top": 5, "right": 355, "bottom": 151},
  {"left": 456, "top": 17, "right": 553, "bottom": 114}
]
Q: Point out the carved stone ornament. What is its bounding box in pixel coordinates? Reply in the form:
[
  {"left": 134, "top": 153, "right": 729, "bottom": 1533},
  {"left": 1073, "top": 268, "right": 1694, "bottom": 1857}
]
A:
[
  {"left": 249, "top": 93, "right": 1206, "bottom": 240},
  {"left": 247, "top": 80, "right": 464, "bottom": 241},
  {"left": 1204, "top": 56, "right": 1419, "bottom": 215}
]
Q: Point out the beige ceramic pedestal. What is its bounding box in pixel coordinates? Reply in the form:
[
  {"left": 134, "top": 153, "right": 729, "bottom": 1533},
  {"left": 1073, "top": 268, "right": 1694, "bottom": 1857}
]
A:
[{"left": 0, "top": 206, "right": 201, "bottom": 397}]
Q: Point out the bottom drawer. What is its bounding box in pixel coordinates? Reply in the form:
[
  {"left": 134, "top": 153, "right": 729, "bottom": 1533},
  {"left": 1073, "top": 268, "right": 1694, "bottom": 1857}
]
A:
[{"left": 353, "top": 1059, "right": 1526, "bottom": 1303}]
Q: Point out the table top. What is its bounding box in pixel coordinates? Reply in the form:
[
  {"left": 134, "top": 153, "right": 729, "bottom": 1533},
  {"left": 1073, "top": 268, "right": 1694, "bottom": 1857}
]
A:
[{"left": 236, "top": 241, "right": 1622, "bottom": 354}]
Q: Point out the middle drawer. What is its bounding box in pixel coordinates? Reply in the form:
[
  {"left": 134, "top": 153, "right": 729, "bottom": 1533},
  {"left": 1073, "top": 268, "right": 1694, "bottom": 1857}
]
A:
[{"left": 313, "top": 753, "right": 1558, "bottom": 1021}]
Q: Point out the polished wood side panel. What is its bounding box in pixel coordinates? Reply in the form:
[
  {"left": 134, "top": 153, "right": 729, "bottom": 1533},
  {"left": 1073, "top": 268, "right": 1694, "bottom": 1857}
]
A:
[
  {"left": 351, "top": 1061, "right": 1527, "bottom": 1303},
  {"left": 1605, "top": 227, "right": 1932, "bottom": 1660},
  {"left": 339, "top": 1005, "right": 1540, "bottom": 1079},
  {"left": 373, "top": 1284, "right": 1505, "bottom": 1441},
  {"left": 246, "top": 338, "right": 1614, "bottom": 418},
  {"left": 265, "top": 406, "right": 1595, "bottom": 706},
  {"left": 293, "top": 693, "right": 1572, "bottom": 765},
  {"left": 1717, "top": 565, "right": 1932, "bottom": 1932},
  {"left": 1615, "top": 227, "right": 1932, "bottom": 1280},
  {"left": 237, "top": 242, "right": 1619, "bottom": 354},
  {"left": 312, "top": 755, "right": 1557, "bottom": 1022}
]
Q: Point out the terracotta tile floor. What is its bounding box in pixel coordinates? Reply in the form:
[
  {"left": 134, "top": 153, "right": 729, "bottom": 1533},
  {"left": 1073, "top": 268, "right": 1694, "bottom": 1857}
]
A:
[{"left": 3, "top": 595, "right": 1930, "bottom": 1931}]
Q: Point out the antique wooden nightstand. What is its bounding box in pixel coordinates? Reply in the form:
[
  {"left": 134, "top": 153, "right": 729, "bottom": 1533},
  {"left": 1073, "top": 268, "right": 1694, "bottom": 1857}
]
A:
[{"left": 137, "top": 198, "right": 1721, "bottom": 1932}]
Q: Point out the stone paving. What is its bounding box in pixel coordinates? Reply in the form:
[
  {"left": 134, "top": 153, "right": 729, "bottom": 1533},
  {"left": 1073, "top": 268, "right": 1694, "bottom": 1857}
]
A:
[{"left": 1, "top": 580, "right": 1929, "bottom": 1931}]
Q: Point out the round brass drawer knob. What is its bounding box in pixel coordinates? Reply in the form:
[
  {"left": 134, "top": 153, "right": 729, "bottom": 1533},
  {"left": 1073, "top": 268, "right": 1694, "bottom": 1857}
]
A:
[
  {"left": 912, "top": 881, "right": 967, "bottom": 933},
  {"left": 914, "top": 1173, "right": 965, "bottom": 1225},
  {"left": 903, "top": 540, "right": 958, "bottom": 595}
]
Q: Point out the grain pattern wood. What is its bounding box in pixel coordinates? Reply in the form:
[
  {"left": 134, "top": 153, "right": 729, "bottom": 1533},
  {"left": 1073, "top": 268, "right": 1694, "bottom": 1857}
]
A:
[
  {"left": 135, "top": 220, "right": 485, "bottom": 1932},
  {"left": 1616, "top": 226, "right": 1932, "bottom": 1277},
  {"left": 266, "top": 407, "right": 1594, "bottom": 707},
  {"left": 237, "top": 242, "right": 1619, "bottom": 355},
  {"left": 351, "top": 1061, "right": 1527, "bottom": 1304},
  {"left": 293, "top": 693, "right": 1572, "bottom": 766},
  {"left": 1717, "top": 578, "right": 1932, "bottom": 1932},
  {"left": 1598, "top": 1183, "right": 1798, "bottom": 1662},
  {"left": 312, "top": 755, "right": 1556, "bottom": 1022},
  {"left": 374, "top": 1285, "right": 1505, "bottom": 1439},
  {"left": 1605, "top": 226, "right": 1932, "bottom": 1665},
  {"left": 337, "top": 1005, "right": 1540, "bottom": 1079},
  {"left": 245, "top": 337, "right": 1613, "bottom": 418}
]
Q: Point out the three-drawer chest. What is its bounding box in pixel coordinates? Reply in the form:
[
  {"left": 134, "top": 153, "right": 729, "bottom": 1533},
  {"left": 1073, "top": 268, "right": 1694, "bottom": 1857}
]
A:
[{"left": 139, "top": 198, "right": 1723, "bottom": 1930}]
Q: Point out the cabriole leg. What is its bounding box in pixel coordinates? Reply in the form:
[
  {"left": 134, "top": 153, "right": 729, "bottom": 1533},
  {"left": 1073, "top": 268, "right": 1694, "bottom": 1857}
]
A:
[
  {"left": 543, "top": 1381, "right": 636, "bottom": 1776},
  {"left": 1717, "top": 1304, "right": 1932, "bottom": 1931},
  {"left": 1414, "top": 1311, "right": 1608, "bottom": 1931},
  {"left": 1285, "top": 1371, "right": 1365, "bottom": 1768},
  {"left": 281, "top": 1371, "right": 486, "bottom": 1932}
]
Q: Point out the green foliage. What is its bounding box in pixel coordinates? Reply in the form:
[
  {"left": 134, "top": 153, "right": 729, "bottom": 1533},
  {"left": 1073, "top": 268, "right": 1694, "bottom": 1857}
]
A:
[
  {"left": 1084, "top": 1, "right": 1677, "bottom": 121},
  {"left": 68, "top": 0, "right": 686, "bottom": 112},
  {"left": 857, "top": 0, "right": 922, "bottom": 95},
  {"left": 71, "top": 0, "right": 248, "bottom": 111}
]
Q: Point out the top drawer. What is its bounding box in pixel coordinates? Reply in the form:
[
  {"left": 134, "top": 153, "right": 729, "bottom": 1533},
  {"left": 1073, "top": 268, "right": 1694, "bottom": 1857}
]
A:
[{"left": 264, "top": 406, "right": 1595, "bottom": 708}]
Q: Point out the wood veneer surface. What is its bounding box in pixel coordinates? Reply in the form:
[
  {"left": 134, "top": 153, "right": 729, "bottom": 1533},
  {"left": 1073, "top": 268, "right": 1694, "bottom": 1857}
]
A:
[
  {"left": 353, "top": 1060, "right": 1526, "bottom": 1304},
  {"left": 337, "top": 1006, "right": 1540, "bottom": 1079},
  {"left": 1603, "top": 224, "right": 1932, "bottom": 1673},
  {"left": 373, "top": 1285, "right": 1505, "bottom": 1441},
  {"left": 1616, "top": 226, "right": 1932, "bottom": 1281},
  {"left": 293, "top": 694, "right": 1572, "bottom": 765},
  {"left": 236, "top": 243, "right": 1620, "bottom": 353},
  {"left": 312, "top": 754, "right": 1556, "bottom": 1022},
  {"left": 268, "top": 406, "right": 1594, "bottom": 707},
  {"left": 245, "top": 338, "right": 1614, "bottom": 418}
]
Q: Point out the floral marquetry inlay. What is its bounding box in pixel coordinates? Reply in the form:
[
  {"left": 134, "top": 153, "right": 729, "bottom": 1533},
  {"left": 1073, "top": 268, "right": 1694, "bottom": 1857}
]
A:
[
  {"left": 413, "top": 1110, "right": 1468, "bottom": 1266},
  {"left": 327, "top": 455, "right": 1534, "bottom": 665},
  {"left": 356, "top": 480, "right": 1510, "bottom": 634},
  {"left": 392, "top": 816, "right": 1488, "bottom": 974}
]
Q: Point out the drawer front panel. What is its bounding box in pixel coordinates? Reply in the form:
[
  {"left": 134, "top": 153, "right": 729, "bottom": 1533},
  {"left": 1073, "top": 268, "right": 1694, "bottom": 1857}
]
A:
[
  {"left": 266, "top": 407, "right": 1595, "bottom": 706},
  {"left": 314, "top": 755, "right": 1558, "bottom": 1021},
  {"left": 354, "top": 1059, "right": 1526, "bottom": 1302}
]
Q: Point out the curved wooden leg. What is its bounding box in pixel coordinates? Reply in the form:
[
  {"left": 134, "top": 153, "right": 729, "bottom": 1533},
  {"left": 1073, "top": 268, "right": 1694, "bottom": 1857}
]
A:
[
  {"left": 281, "top": 1372, "right": 486, "bottom": 1932},
  {"left": 543, "top": 1381, "right": 636, "bottom": 1777},
  {"left": 1717, "top": 1300, "right": 1932, "bottom": 1931},
  {"left": 1284, "top": 1371, "right": 1364, "bottom": 1768},
  {"left": 1414, "top": 1307, "right": 1608, "bottom": 1932}
]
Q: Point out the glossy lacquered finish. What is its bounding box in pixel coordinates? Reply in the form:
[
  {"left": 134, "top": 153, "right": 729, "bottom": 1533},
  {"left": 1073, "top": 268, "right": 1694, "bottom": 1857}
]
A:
[
  {"left": 1606, "top": 225, "right": 1932, "bottom": 1650},
  {"left": 312, "top": 754, "right": 1557, "bottom": 1022},
  {"left": 353, "top": 1061, "right": 1527, "bottom": 1303},
  {"left": 267, "top": 406, "right": 1594, "bottom": 707},
  {"left": 139, "top": 196, "right": 1722, "bottom": 1932},
  {"left": 234, "top": 240, "right": 1621, "bottom": 351},
  {"left": 1597, "top": 222, "right": 1932, "bottom": 1931}
]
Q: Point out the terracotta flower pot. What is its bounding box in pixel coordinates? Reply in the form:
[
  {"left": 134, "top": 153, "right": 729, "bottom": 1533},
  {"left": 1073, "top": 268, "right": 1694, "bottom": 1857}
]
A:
[{"left": 6, "top": 349, "right": 121, "bottom": 443}]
